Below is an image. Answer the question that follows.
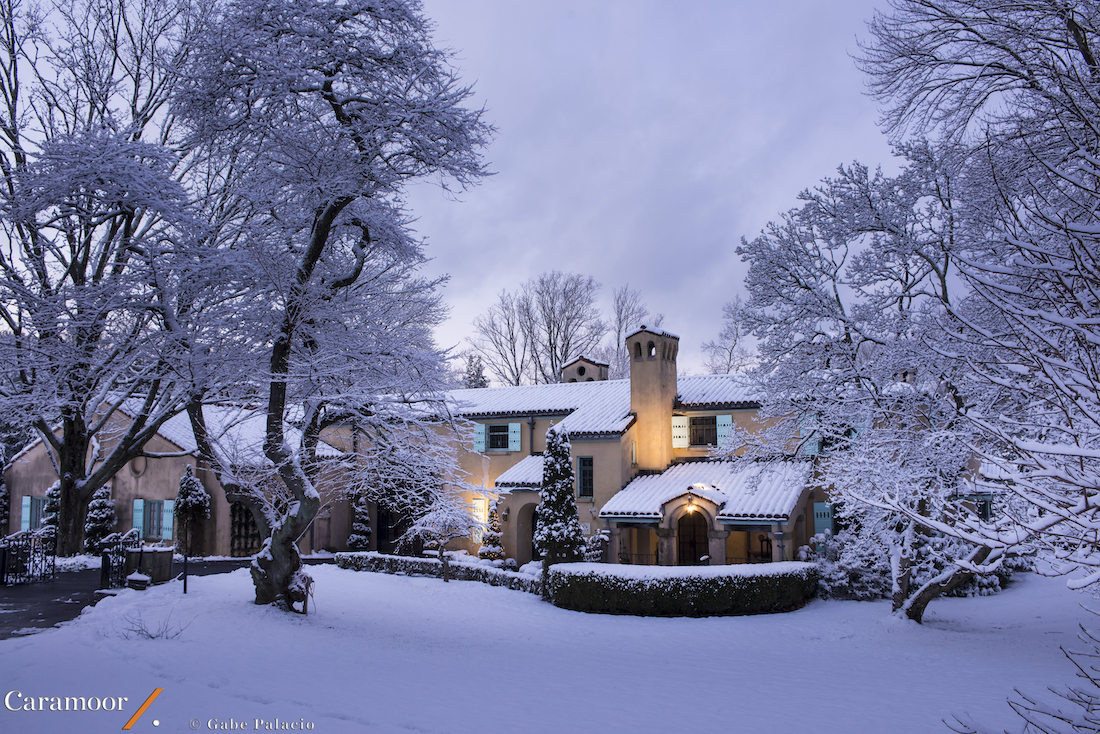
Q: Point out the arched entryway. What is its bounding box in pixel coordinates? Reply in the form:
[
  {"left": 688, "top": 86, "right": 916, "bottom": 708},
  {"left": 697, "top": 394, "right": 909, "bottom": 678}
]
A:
[
  {"left": 677, "top": 512, "right": 709, "bottom": 565},
  {"left": 515, "top": 501, "right": 541, "bottom": 566}
]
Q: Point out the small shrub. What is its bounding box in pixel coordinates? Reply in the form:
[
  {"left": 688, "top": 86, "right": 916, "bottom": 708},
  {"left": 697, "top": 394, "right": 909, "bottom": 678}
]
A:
[{"left": 335, "top": 552, "right": 542, "bottom": 595}]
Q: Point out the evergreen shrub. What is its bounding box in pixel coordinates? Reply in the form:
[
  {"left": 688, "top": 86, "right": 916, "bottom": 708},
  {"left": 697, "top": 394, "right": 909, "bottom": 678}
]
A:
[
  {"left": 335, "top": 551, "right": 542, "bottom": 595},
  {"left": 545, "top": 562, "right": 818, "bottom": 616}
]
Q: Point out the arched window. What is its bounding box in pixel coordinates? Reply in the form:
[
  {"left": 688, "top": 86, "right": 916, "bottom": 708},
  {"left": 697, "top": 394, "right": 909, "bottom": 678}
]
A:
[
  {"left": 634, "top": 342, "right": 642, "bottom": 360},
  {"left": 647, "top": 341, "right": 656, "bottom": 359}
]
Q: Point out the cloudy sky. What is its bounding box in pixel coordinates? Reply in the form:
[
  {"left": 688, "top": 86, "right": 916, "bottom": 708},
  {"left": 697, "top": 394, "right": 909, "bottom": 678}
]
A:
[{"left": 408, "top": 0, "right": 898, "bottom": 377}]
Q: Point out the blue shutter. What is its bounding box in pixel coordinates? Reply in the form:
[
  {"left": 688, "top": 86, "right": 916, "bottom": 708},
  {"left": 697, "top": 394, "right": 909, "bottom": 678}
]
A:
[
  {"left": 20, "top": 496, "right": 30, "bottom": 532},
  {"left": 473, "top": 424, "right": 485, "bottom": 453},
  {"left": 813, "top": 502, "right": 834, "bottom": 537},
  {"left": 717, "top": 415, "right": 733, "bottom": 447},
  {"left": 800, "top": 420, "right": 821, "bottom": 455},
  {"left": 133, "top": 499, "right": 145, "bottom": 539},
  {"left": 508, "top": 423, "right": 522, "bottom": 452},
  {"left": 162, "top": 500, "right": 175, "bottom": 542},
  {"left": 671, "top": 416, "right": 689, "bottom": 448}
]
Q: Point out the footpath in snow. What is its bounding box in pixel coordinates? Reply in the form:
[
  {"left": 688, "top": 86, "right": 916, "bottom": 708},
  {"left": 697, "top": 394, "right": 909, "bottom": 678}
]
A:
[{"left": 0, "top": 565, "right": 1093, "bottom": 733}]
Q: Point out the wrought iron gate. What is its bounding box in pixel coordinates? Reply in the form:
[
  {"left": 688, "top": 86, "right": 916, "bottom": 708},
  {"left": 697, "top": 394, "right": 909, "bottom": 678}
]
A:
[{"left": 0, "top": 532, "right": 57, "bottom": 585}]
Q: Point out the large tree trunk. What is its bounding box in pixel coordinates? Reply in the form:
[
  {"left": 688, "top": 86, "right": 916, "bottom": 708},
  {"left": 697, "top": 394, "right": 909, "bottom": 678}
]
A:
[
  {"left": 55, "top": 423, "right": 91, "bottom": 556},
  {"left": 250, "top": 444, "right": 320, "bottom": 611},
  {"left": 896, "top": 545, "right": 992, "bottom": 624}
]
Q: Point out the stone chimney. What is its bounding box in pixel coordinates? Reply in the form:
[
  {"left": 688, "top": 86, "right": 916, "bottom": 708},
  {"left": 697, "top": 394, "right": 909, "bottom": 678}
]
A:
[{"left": 628, "top": 326, "right": 678, "bottom": 471}]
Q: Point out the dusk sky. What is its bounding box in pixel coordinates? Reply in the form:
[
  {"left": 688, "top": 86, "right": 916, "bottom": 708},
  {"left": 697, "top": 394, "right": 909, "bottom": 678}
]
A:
[{"left": 408, "top": 0, "right": 898, "bottom": 377}]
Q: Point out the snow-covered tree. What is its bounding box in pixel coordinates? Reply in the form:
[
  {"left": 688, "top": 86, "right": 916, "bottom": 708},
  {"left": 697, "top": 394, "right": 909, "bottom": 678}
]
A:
[
  {"left": 535, "top": 427, "right": 584, "bottom": 583},
  {"left": 83, "top": 486, "right": 116, "bottom": 553},
  {"left": 0, "top": 0, "right": 209, "bottom": 555},
  {"left": 174, "top": 466, "right": 209, "bottom": 556},
  {"left": 402, "top": 492, "right": 481, "bottom": 582},
  {"left": 346, "top": 492, "right": 372, "bottom": 551},
  {"left": 733, "top": 144, "right": 997, "bottom": 622},
  {"left": 477, "top": 498, "right": 505, "bottom": 562},
  {"left": 175, "top": 0, "right": 490, "bottom": 610},
  {"left": 0, "top": 446, "right": 7, "bottom": 533},
  {"left": 462, "top": 353, "right": 489, "bottom": 390},
  {"left": 858, "top": 0, "right": 1100, "bottom": 589},
  {"left": 39, "top": 481, "right": 60, "bottom": 537}
]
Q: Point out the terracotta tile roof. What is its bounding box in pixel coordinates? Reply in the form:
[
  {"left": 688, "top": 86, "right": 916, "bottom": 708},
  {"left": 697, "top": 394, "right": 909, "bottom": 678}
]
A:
[
  {"left": 599, "top": 459, "right": 812, "bottom": 522},
  {"left": 448, "top": 374, "right": 758, "bottom": 436},
  {"left": 448, "top": 380, "right": 633, "bottom": 435},
  {"left": 494, "top": 454, "right": 544, "bottom": 488}
]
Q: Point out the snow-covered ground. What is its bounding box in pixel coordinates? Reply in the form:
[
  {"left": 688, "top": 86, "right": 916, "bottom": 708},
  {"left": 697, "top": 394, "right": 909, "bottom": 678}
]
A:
[{"left": 0, "top": 566, "right": 1092, "bottom": 733}]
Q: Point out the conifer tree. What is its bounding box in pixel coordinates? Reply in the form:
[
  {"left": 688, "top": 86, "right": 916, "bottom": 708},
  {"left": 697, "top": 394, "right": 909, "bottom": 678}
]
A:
[
  {"left": 462, "top": 353, "right": 489, "bottom": 389},
  {"left": 175, "top": 466, "right": 210, "bottom": 556},
  {"left": 347, "top": 492, "right": 372, "bottom": 550},
  {"left": 477, "top": 498, "right": 505, "bottom": 562},
  {"left": 83, "top": 486, "right": 116, "bottom": 553},
  {"left": 535, "top": 427, "right": 585, "bottom": 582},
  {"left": 0, "top": 447, "right": 7, "bottom": 534},
  {"left": 40, "top": 481, "right": 61, "bottom": 537}
]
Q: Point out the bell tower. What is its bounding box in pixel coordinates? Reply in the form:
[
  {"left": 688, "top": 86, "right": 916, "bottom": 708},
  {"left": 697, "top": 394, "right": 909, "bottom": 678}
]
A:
[{"left": 628, "top": 326, "right": 679, "bottom": 471}]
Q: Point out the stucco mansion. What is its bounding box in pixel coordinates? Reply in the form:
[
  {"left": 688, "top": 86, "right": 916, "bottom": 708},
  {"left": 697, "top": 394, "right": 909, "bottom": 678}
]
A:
[{"left": 5, "top": 327, "right": 828, "bottom": 566}]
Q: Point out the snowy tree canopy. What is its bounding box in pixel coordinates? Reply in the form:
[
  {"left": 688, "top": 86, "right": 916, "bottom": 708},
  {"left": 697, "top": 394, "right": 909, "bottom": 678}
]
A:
[
  {"left": 0, "top": 0, "right": 209, "bottom": 554},
  {"left": 172, "top": 0, "right": 491, "bottom": 609},
  {"left": 856, "top": 0, "right": 1100, "bottom": 588}
]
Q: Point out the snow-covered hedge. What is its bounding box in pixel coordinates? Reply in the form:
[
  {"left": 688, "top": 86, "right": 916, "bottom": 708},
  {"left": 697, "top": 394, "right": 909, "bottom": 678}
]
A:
[
  {"left": 335, "top": 552, "right": 542, "bottom": 595},
  {"left": 545, "top": 562, "right": 818, "bottom": 616}
]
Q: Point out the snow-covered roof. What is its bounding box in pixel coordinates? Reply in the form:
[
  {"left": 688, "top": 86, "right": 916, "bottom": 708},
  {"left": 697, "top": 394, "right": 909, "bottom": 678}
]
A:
[
  {"left": 494, "top": 455, "right": 544, "bottom": 488},
  {"left": 448, "top": 380, "right": 632, "bottom": 436},
  {"left": 676, "top": 374, "right": 760, "bottom": 407},
  {"left": 600, "top": 459, "right": 812, "bottom": 523},
  {"left": 563, "top": 354, "right": 609, "bottom": 368},
  {"left": 626, "top": 326, "right": 680, "bottom": 340},
  {"left": 155, "top": 406, "right": 342, "bottom": 467},
  {"left": 448, "top": 374, "right": 758, "bottom": 436}
]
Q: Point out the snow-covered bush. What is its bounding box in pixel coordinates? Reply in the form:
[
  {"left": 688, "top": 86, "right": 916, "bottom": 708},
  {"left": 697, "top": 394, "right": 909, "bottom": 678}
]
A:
[
  {"left": 37, "top": 481, "right": 60, "bottom": 538},
  {"left": 83, "top": 485, "right": 116, "bottom": 553},
  {"left": 335, "top": 551, "right": 542, "bottom": 595},
  {"left": 174, "top": 466, "right": 210, "bottom": 556},
  {"left": 584, "top": 530, "right": 609, "bottom": 563},
  {"left": 477, "top": 499, "right": 505, "bottom": 562},
  {"left": 546, "top": 562, "right": 818, "bottom": 616},
  {"left": 809, "top": 507, "right": 1030, "bottom": 601},
  {"left": 811, "top": 528, "right": 892, "bottom": 601},
  {"left": 346, "top": 493, "right": 372, "bottom": 551}
]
